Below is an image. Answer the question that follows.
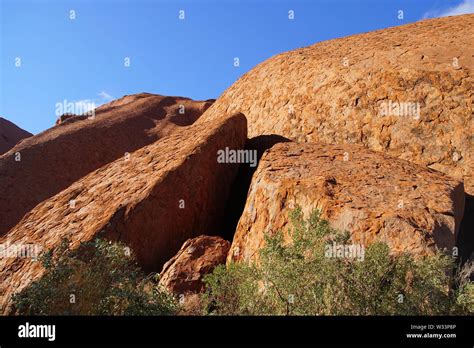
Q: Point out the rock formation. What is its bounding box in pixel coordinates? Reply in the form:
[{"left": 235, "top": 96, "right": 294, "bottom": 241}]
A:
[
  {"left": 159, "top": 235, "right": 230, "bottom": 295},
  {"left": 228, "top": 142, "right": 465, "bottom": 263},
  {"left": 55, "top": 113, "right": 86, "bottom": 126},
  {"left": 0, "top": 113, "right": 246, "bottom": 314},
  {"left": 1, "top": 15, "right": 473, "bottom": 316},
  {"left": 198, "top": 14, "right": 474, "bottom": 195},
  {"left": 0, "top": 117, "right": 32, "bottom": 155},
  {"left": 0, "top": 93, "right": 213, "bottom": 235}
]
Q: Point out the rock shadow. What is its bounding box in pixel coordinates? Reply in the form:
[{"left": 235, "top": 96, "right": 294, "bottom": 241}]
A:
[
  {"left": 220, "top": 134, "right": 291, "bottom": 241},
  {"left": 457, "top": 193, "right": 474, "bottom": 266}
]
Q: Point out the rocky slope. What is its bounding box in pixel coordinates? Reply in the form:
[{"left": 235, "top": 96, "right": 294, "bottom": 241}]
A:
[
  {"left": 0, "top": 93, "right": 213, "bottom": 235},
  {"left": 0, "top": 117, "right": 32, "bottom": 155},
  {"left": 0, "top": 113, "right": 246, "bottom": 314},
  {"left": 228, "top": 142, "right": 465, "bottom": 263},
  {"left": 198, "top": 14, "right": 474, "bottom": 195}
]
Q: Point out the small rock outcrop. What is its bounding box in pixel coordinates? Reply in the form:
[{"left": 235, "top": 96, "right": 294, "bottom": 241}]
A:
[
  {"left": 0, "top": 94, "right": 213, "bottom": 235},
  {"left": 0, "top": 117, "right": 32, "bottom": 155},
  {"left": 159, "top": 235, "right": 230, "bottom": 295},
  {"left": 55, "top": 113, "right": 86, "bottom": 126},
  {"left": 228, "top": 142, "right": 465, "bottom": 263},
  {"left": 0, "top": 113, "right": 246, "bottom": 314}
]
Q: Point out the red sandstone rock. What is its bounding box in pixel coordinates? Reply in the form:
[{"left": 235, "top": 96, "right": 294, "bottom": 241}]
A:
[
  {"left": 0, "top": 117, "right": 32, "bottom": 155},
  {"left": 0, "top": 93, "right": 213, "bottom": 235},
  {"left": 228, "top": 142, "right": 465, "bottom": 264},
  {"left": 159, "top": 235, "right": 230, "bottom": 295},
  {"left": 198, "top": 15, "right": 474, "bottom": 194},
  {"left": 0, "top": 113, "right": 246, "bottom": 314}
]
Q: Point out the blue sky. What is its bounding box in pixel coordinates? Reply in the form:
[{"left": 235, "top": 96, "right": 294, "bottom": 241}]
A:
[{"left": 1, "top": 0, "right": 472, "bottom": 134}]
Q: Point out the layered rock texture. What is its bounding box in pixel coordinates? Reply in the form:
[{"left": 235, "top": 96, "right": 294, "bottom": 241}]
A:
[
  {"left": 228, "top": 142, "right": 465, "bottom": 263},
  {"left": 0, "top": 93, "right": 213, "bottom": 235},
  {"left": 159, "top": 235, "right": 230, "bottom": 294},
  {"left": 0, "top": 113, "right": 246, "bottom": 314},
  {"left": 199, "top": 14, "right": 474, "bottom": 194},
  {"left": 0, "top": 117, "right": 32, "bottom": 155}
]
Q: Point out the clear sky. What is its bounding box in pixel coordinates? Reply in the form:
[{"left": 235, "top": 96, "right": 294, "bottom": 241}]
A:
[{"left": 1, "top": 0, "right": 472, "bottom": 134}]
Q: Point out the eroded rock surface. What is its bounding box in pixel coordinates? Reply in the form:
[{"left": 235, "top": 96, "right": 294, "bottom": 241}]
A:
[
  {"left": 159, "top": 235, "right": 230, "bottom": 294},
  {"left": 0, "top": 113, "right": 246, "bottom": 314},
  {"left": 199, "top": 15, "right": 474, "bottom": 194},
  {"left": 228, "top": 142, "right": 465, "bottom": 263},
  {"left": 0, "top": 93, "right": 213, "bottom": 235}
]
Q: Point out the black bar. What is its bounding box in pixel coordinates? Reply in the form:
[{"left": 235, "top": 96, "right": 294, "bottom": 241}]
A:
[{"left": 0, "top": 316, "right": 472, "bottom": 346}]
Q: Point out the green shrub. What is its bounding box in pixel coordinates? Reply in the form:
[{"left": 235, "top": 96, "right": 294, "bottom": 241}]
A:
[
  {"left": 454, "top": 260, "right": 474, "bottom": 313},
  {"left": 12, "top": 208, "right": 472, "bottom": 316},
  {"left": 12, "top": 238, "right": 178, "bottom": 315},
  {"left": 203, "top": 207, "right": 473, "bottom": 315}
]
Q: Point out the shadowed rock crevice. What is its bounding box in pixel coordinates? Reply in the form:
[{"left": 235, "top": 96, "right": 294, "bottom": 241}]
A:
[
  {"left": 457, "top": 193, "right": 474, "bottom": 264},
  {"left": 220, "top": 134, "right": 291, "bottom": 241}
]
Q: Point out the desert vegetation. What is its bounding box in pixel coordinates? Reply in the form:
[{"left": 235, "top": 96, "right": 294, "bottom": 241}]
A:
[
  {"left": 12, "top": 239, "right": 178, "bottom": 315},
  {"left": 203, "top": 208, "right": 473, "bottom": 315},
  {"left": 12, "top": 209, "right": 473, "bottom": 316}
]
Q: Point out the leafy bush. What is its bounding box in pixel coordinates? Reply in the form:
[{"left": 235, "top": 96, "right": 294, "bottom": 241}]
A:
[
  {"left": 203, "top": 208, "right": 473, "bottom": 315},
  {"left": 12, "top": 238, "right": 178, "bottom": 315}
]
